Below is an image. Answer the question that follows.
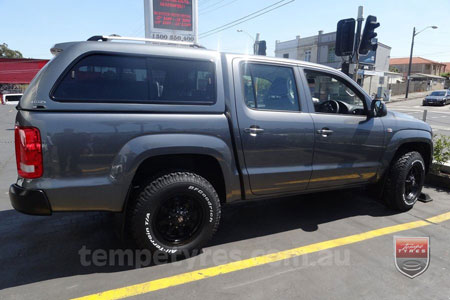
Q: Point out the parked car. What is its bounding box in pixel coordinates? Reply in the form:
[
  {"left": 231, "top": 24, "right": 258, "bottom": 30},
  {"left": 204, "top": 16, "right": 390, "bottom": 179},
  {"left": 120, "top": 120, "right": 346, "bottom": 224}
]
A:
[
  {"left": 422, "top": 90, "right": 450, "bottom": 106},
  {"left": 2, "top": 93, "right": 22, "bottom": 105},
  {"left": 10, "top": 36, "right": 433, "bottom": 255}
]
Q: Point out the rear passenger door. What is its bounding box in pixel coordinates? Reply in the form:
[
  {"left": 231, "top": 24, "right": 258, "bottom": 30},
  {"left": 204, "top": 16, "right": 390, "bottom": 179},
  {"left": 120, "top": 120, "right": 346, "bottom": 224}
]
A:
[{"left": 233, "top": 61, "right": 315, "bottom": 195}]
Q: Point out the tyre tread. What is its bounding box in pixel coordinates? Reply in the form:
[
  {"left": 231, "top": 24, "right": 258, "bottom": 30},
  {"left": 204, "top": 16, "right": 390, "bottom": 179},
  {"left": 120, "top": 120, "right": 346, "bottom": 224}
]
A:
[
  {"left": 129, "top": 172, "right": 221, "bottom": 252},
  {"left": 383, "top": 151, "right": 424, "bottom": 211}
]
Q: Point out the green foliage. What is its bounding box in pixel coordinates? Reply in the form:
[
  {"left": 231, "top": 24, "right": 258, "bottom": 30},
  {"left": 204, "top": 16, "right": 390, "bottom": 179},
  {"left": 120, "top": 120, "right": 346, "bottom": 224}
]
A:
[
  {"left": 433, "top": 135, "right": 450, "bottom": 173},
  {"left": 440, "top": 72, "right": 450, "bottom": 79},
  {"left": 0, "top": 43, "right": 23, "bottom": 58},
  {"left": 389, "top": 66, "right": 400, "bottom": 73}
]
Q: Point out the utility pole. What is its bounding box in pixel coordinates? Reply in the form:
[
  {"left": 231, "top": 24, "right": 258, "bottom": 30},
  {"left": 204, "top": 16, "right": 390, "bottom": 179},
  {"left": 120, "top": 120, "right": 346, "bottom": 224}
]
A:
[
  {"left": 405, "top": 27, "right": 416, "bottom": 99},
  {"left": 353, "top": 6, "right": 364, "bottom": 81},
  {"left": 237, "top": 30, "right": 260, "bottom": 55},
  {"left": 405, "top": 26, "right": 437, "bottom": 98}
]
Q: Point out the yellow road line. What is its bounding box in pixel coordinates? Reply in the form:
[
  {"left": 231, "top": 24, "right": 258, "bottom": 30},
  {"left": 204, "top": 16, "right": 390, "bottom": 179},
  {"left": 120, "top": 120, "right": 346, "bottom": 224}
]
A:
[{"left": 72, "top": 212, "right": 450, "bottom": 300}]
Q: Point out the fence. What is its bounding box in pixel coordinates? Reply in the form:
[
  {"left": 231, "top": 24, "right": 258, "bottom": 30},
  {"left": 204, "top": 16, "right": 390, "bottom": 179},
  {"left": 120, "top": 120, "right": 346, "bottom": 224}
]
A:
[{"left": 389, "top": 81, "right": 444, "bottom": 96}]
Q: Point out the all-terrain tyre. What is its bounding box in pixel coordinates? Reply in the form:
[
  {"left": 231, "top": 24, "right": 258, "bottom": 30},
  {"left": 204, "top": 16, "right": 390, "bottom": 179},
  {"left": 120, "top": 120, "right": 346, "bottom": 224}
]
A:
[
  {"left": 383, "top": 151, "right": 425, "bottom": 211},
  {"left": 129, "top": 172, "right": 221, "bottom": 256}
]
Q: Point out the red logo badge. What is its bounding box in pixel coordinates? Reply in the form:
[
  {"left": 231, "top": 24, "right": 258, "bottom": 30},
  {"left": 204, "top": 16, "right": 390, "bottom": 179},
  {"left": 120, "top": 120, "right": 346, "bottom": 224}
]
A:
[{"left": 394, "top": 236, "right": 429, "bottom": 278}]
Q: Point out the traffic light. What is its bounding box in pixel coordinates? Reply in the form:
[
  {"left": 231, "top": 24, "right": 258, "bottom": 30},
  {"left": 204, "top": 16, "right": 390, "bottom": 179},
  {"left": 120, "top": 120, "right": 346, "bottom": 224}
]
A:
[
  {"left": 359, "top": 15, "right": 379, "bottom": 55},
  {"left": 335, "top": 18, "right": 355, "bottom": 56},
  {"left": 257, "top": 40, "right": 267, "bottom": 56}
]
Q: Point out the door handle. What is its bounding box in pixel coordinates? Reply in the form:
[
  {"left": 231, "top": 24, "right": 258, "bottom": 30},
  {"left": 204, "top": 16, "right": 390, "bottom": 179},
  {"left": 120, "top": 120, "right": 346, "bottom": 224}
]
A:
[
  {"left": 316, "top": 128, "right": 333, "bottom": 137},
  {"left": 244, "top": 126, "right": 264, "bottom": 136}
]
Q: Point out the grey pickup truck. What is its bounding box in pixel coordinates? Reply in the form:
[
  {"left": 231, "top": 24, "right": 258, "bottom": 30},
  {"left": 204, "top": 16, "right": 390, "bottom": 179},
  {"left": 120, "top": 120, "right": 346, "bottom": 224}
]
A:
[{"left": 10, "top": 36, "right": 433, "bottom": 255}]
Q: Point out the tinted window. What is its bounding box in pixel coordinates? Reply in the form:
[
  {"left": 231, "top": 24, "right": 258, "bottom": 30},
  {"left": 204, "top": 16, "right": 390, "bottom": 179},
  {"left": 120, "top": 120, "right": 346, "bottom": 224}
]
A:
[
  {"left": 53, "top": 55, "right": 149, "bottom": 102},
  {"left": 241, "top": 63, "right": 300, "bottom": 112},
  {"left": 53, "top": 54, "right": 216, "bottom": 104},
  {"left": 147, "top": 57, "right": 215, "bottom": 104},
  {"left": 304, "top": 70, "right": 366, "bottom": 115},
  {"left": 430, "top": 91, "right": 445, "bottom": 96}
]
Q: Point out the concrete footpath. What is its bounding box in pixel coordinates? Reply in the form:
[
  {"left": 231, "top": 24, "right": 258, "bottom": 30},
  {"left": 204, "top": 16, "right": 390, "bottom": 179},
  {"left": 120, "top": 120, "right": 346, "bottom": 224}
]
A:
[{"left": 389, "top": 91, "right": 429, "bottom": 102}]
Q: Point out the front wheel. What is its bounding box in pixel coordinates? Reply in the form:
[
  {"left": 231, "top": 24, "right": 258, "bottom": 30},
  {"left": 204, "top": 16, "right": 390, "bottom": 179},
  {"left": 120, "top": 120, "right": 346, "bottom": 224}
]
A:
[
  {"left": 128, "top": 172, "right": 221, "bottom": 256},
  {"left": 383, "top": 151, "right": 425, "bottom": 211}
]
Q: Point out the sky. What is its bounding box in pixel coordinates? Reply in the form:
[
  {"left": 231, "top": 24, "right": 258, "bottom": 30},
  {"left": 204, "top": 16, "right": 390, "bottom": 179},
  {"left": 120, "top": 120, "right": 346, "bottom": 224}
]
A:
[{"left": 0, "top": 0, "right": 449, "bottom": 62}]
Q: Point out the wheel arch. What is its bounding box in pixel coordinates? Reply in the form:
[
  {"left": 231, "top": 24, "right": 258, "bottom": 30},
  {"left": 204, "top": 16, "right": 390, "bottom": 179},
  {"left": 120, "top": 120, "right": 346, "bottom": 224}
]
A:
[
  {"left": 130, "top": 153, "right": 228, "bottom": 204},
  {"left": 392, "top": 141, "right": 432, "bottom": 173},
  {"left": 381, "top": 130, "right": 433, "bottom": 177},
  {"left": 110, "top": 133, "right": 242, "bottom": 208}
]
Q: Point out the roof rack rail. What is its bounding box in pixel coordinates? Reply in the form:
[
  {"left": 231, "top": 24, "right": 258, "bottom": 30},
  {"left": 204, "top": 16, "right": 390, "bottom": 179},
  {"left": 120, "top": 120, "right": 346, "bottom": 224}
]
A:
[{"left": 87, "top": 35, "right": 205, "bottom": 49}]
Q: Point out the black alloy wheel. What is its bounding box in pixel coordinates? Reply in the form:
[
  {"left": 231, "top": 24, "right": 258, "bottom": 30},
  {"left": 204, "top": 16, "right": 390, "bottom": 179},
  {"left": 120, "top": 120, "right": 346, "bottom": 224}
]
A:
[
  {"left": 404, "top": 161, "right": 423, "bottom": 204},
  {"left": 153, "top": 194, "right": 204, "bottom": 246}
]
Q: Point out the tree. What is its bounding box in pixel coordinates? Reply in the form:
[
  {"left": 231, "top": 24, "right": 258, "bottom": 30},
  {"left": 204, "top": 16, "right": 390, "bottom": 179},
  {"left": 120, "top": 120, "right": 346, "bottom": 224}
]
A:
[
  {"left": 0, "top": 43, "right": 23, "bottom": 58},
  {"left": 440, "top": 72, "right": 450, "bottom": 79},
  {"left": 389, "top": 66, "right": 400, "bottom": 73}
]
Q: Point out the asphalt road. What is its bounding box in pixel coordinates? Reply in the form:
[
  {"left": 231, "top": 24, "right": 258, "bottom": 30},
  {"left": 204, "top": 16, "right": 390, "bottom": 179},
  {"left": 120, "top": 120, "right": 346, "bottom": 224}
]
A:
[
  {"left": 387, "top": 96, "right": 450, "bottom": 137},
  {"left": 0, "top": 103, "right": 450, "bottom": 300}
]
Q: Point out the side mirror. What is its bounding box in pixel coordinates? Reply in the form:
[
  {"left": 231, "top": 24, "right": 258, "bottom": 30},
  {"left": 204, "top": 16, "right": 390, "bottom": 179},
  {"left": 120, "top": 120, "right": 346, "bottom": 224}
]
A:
[{"left": 371, "top": 99, "right": 387, "bottom": 117}]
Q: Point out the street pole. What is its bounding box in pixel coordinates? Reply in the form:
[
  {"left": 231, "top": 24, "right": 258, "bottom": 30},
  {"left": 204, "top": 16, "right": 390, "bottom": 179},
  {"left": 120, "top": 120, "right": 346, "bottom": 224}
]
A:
[
  {"left": 254, "top": 33, "right": 260, "bottom": 55},
  {"left": 237, "top": 30, "right": 259, "bottom": 55},
  {"left": 405, "top": 27, "right": 416, "bottom": 99},
  {"left": 144, "top": 0, "right": 151, "bottom": 39},
  {"left": 353, "top": 6, "right": 364, "bottom": 82}
]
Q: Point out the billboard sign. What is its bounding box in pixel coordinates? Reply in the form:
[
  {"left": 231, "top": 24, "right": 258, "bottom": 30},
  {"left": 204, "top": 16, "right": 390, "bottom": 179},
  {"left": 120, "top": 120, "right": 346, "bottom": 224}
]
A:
[
  {"left": 359, "top": 49, "right": 376, "bottom": 65},
  {"left": 144, "top": 0, "right": 197, "bottom": 43}
]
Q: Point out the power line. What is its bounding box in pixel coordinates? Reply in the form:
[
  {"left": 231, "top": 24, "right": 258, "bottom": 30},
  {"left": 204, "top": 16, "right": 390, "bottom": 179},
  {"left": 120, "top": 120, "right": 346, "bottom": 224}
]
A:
[
  {"left": 198, "top": 0, "right": 215, "bottom": 6},
  {"left": 199, "top": 0, "right": 289, "bottom": 36},
  {"left": 200, "top": 0, "right": 239, "bottom": 15},
  {"left": 199, "top": 0, "right": 294, "bottom": 38},
  {"left": 199, "top": 0, "right": 229, "bottom": 12}
]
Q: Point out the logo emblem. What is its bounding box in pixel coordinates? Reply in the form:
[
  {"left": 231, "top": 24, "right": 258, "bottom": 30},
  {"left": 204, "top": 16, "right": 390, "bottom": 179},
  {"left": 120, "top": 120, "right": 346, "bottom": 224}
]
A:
[{"left": 394, "top": 236, "right": 429, "bottom": 278}]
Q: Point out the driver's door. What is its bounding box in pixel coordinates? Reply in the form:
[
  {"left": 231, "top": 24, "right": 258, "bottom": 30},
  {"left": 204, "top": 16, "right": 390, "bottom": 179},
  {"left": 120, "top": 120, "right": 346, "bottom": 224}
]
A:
[{"left": 303, "top": 68, "right": 385, "bottom": 189}]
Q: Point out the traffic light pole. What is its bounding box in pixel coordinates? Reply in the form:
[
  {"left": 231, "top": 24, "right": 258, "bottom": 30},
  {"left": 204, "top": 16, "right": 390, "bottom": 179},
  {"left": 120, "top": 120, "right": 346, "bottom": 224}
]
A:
[
  {"left": 253, "top": 33, "right": 260, "bottom": 55},
  {"left": 352, "top": 6, "right": 364, "bottom": 81},
  {"left": 405, "top": 27, "right": 416, "bottom": 99}
]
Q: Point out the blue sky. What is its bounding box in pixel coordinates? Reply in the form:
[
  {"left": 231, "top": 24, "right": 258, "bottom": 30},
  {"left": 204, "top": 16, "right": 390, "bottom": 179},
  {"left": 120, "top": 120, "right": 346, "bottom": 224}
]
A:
[{"left": 0, "top": 0, "right": 449, "bottom": 62}]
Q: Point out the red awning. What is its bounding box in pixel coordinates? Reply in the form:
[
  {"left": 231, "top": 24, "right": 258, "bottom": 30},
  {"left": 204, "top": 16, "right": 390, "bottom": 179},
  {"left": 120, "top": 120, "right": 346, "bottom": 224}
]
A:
[{"left": 0, "top": 58, "right": 49, "bottom": 84}]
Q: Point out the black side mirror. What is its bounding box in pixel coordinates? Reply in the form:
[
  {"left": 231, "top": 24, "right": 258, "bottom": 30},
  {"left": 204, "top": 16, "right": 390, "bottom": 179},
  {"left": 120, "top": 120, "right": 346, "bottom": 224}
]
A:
[{"left": 371, "top": 99, "right": 387, "bottom": 117}]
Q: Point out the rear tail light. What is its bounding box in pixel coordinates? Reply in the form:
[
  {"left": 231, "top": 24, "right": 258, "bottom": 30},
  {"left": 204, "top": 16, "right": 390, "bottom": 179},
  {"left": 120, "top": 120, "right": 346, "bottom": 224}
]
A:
[{"left": 14, "top": 126, "right": 43, "bottom": 178}]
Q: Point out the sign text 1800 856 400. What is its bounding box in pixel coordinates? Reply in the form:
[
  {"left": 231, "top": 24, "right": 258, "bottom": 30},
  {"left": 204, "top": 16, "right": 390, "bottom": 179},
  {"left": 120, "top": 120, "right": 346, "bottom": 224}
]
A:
[{"left": 145, "top": 0, "right": 197, "bottom": 42}]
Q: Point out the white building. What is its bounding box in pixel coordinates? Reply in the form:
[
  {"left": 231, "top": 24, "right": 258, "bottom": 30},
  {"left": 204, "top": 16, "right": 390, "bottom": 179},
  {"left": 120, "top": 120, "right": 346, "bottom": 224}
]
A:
[
  {"left": 275, "top": 31, "right": 341, "bottom": 68},
  {"left": 275, "top": 31, "right": 398, "bottom": 99}
]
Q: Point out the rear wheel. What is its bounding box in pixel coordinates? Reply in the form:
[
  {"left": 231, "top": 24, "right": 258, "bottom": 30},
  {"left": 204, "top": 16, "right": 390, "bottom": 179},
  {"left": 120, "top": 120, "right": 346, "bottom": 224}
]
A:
[
  {"left": 383, "top": 151, "right": 425, "bottom": 211},
  {"left": 128, "top": 172, "right": 221, "bottom": 256}
]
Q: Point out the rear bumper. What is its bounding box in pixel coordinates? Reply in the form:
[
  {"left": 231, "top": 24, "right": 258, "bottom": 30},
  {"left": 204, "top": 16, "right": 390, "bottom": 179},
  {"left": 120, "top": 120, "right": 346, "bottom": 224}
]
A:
[{"left": 9, "top": 184, "right": 52, "bottom": 215}]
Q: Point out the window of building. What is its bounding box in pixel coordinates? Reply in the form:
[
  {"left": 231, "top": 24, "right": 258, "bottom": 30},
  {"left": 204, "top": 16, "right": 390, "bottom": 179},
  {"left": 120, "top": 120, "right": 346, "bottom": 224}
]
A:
[
  {"left": 304, "top": 50, "right": 311, "bottom": 62},
  {"left": 327, "top": 46, "right": 336, "bottom": 63},
  {"left": 304, "top": 69, "right": 366, "bottom": 115},
  {"left": 241, "top": 63, "right": 300, "bottom": 112},
  {"left": 52, "top": 54, "right": 216, "bottom": 104},
  {"left": 283, "top": 53, "right": 289, "bottom": 58}
]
